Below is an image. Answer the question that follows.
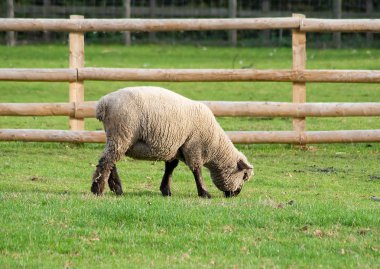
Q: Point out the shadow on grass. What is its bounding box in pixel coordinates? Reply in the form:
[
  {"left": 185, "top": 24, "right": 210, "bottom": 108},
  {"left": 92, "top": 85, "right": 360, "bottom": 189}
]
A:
[
  {"left": 125, "top": 190, "right": 203, "bottom": 199},
  {"left": 122, "top": 190, "right": 162, "bottom": 198},
  {"left": 1, "top": 185, "right": 224, "bottom": 199}
]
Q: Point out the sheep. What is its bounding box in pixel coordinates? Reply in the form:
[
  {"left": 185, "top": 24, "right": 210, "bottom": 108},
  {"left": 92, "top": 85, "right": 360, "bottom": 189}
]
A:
[{"left": 91, "top": 86, "right": 254, "bottom": 198}]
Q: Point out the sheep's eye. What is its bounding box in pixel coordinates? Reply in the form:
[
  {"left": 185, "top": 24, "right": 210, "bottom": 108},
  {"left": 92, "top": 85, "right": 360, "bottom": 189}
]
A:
[{"left": 243, "top": 171, "right": 249, "bottom": 180}]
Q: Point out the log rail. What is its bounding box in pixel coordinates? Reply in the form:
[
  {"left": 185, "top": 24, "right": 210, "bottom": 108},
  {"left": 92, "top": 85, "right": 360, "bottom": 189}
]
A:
[
  {"left": 1, "top": 18, "right": 380, "bottom": 32},
  {"left": 1, "top": 129, "right": 380, "bottom": 144},
  {"left": 2, "top": 101, "right": 380, "bottom": 118},
  {"left": 1, "top": 68, "right": 380, "bottom": 83}
]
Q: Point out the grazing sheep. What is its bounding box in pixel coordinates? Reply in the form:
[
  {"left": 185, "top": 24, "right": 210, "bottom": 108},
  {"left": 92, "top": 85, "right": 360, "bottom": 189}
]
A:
[{"left": 91, "top": 86, "right": 253, "bottom": 198}]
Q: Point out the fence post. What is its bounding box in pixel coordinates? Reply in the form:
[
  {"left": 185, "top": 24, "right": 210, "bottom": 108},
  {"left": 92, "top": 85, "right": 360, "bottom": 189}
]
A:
[
  {"left": 124, "top": 0, "right": 131, "bottom": 46},
  {"left": 43, "top": 0, "right": 51, "bottom": 43},
  {"left": 333, "top": 0, "right": 342, "bottom": 49},
  {"left": 228, "top": 0, "right": 237, "bottom": 46},
  {"left": 261, "top": 0, "right": 270, "bottom": 45},
  {"left": 149, "top": 0, "right": 156, "bottom": 43},
  {"left": 6, "top": 0, "right": 15, "bottom": 46},
  {"left": 292, "top": 14, "right": 306, "bottom": 144},
  {"left": 366, "top": 0, "right": 373, "bottom": 47},
  {"left": 69, "top": 15, "right": 85, "bottom": 131}
]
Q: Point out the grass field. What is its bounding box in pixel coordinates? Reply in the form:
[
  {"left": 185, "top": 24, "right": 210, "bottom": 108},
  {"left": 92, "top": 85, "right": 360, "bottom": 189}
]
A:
[{"left": 1, "top": 45, "right": 380, "bottom": 268}]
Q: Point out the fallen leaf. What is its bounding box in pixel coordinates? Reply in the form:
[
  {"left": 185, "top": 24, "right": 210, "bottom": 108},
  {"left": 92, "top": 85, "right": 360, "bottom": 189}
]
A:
[
  {"left": 223, "top": 225, "right": 234, "bottom": 233},
  {"left": 314, "top": 229, "right": 323, "bottom": 238},
  {"left": 240, "top": 246, "right": 249, "bottom": 254},
  {"left": 358, "top": 228, "right": 370, "bottom": 235}
]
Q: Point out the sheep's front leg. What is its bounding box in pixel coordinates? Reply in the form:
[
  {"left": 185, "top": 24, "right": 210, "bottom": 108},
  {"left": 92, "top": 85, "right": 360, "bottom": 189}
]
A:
[
  {"left": 192, "top": 167, "right": 211, "bottom": 199},
  {"left": 108, "top": 165, "right": 123, "bottom": 195},
  {"left": 160, "top": 159, "right": 179, "bottom": 196}
]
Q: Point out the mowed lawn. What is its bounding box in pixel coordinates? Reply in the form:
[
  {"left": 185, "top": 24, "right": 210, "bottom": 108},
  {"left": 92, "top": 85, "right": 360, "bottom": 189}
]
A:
[{"left": 0, "top": 45, "right": 380, "bottom": 268}]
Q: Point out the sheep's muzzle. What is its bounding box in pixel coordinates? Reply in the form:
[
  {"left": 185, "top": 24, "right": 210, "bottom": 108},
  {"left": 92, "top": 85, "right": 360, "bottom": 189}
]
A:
[{"left": 224, "top": 188, "right": 241, "bottom": 198}]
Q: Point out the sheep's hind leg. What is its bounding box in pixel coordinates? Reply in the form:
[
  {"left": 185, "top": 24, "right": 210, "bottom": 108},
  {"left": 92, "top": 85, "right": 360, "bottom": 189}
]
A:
[
  {"left": 192, "top": 167, "right": 211, "bottom": 199},
  {"left": 160, "top": 159, "right": 179, "bottom": 196},
  {"left": 91, "top": 155, "right": 113, "bottom": 196},
  {"left": 108, "top": 165, "right": 123, "bottom": 195},
  {"left": 91, "top": 141, "right": 128, "bottom": 196}
]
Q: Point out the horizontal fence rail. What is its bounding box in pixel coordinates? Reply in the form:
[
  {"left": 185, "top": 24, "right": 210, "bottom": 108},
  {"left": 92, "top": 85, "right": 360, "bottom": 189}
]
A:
[
  {"left": 2, "top": 68, "right": 380, "bottom": 83},
  {"left": 202, "top": 102, "right": 380, "bottom": 117},
  {"left": 0, "top": 102, "right": 95, "bottom": 118},
  {"left": 2, "top": 102, "right": 380, "bottom": 118},
  {"left": 227, "top": 130, "right": 380, "bottom": 144},
  {"left": 1, "top": 18, "right": 380, "bottom": 32},
  {"left": 79, "top": 68, "right": 380, "bottom": 83},
  {"left": 0, "top": 69, "right": 77, "bottom": 82},
  {"left": 0, "top": 129, "right": 105, "bottom": 143},
  {"left": 0, "top": 18, "right": 300, "bottom": 32},
  {"left": 1, "top": 129, "right": 380, "bottom": 144},
  {"left": 0, "top": 103, "right": 77, "bottom": 117},
  {"left": 300, "top": 19, "right": 380, "bottom": 32}
]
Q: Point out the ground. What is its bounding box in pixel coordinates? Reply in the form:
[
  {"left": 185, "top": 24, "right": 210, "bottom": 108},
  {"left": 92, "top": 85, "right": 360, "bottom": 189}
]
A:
[{"left": 0, "top": 45, "right": 379, "bottom": 268}]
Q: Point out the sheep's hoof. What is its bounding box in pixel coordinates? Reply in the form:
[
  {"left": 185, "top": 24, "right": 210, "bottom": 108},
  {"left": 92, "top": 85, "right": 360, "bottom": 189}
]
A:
[
  {"left": 109, "top": 181, "right": 123, "bottom": 196},
  {"left": 160, "top": 187, "right": 172, "bottom": 197},
  {"left": 112, "top": 187, "right": 123, "bottom": 196},
  {"left": 199, "top": 191, "right": 212, "bottom": 199},
  {"left": 116, "top": 189, "right": 123, "bottom": 196},
  {"left": 91, "top": 181, "right": 104, "bottom": 196}
]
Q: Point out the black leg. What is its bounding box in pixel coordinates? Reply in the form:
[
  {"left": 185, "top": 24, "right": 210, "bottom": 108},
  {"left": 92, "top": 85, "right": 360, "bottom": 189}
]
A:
[
  {"left": 108, "top": 165, "right": 123, "bottom": 195},
  {"left": 160, "top": 159, "right": 179, "bottom": 196},
  {"left": 91, "top": 155, "right": 114, "bottom": 196},
  {"left": 91, "top": 137, "right": 131, "bottom": 196},
  {"left": 192, "top": 167, "right": 211, "bottom": 199}
]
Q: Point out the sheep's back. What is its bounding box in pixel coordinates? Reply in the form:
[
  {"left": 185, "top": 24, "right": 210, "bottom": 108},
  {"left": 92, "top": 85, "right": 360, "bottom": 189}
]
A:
[{"left": 99, "top": 87, "right": 205, "bottom": 161}]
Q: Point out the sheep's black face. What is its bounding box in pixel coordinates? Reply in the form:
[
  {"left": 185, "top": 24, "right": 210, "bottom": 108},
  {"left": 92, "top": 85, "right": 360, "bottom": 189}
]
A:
[
  {"left": 209, "top": 154, "right": 254, "bottom": 197},
  {"left": 224, "top": 188, "right": 242, "bottom": 198}
]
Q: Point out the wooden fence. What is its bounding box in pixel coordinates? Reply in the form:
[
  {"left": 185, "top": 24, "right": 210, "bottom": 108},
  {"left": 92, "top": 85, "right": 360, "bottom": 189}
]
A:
[{"left": 1, "top": 15, "right": 380, "bottom": 144}]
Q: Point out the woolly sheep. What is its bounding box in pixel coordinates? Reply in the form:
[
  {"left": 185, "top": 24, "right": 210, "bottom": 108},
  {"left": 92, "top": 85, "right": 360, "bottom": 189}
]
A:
[{"left": 91, "top": 86, "right": 254, "bottom": 198}]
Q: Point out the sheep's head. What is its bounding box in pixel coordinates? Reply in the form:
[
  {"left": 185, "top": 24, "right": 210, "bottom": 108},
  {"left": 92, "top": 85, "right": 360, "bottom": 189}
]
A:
[{"left": 209, "top": 153, "right": 254, "bottom": 197}]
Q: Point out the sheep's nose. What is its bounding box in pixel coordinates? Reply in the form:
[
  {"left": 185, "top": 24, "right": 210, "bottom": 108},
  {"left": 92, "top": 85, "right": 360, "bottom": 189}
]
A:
[{"left": 224, "top": 188, "right": 241, "bottom": 198}]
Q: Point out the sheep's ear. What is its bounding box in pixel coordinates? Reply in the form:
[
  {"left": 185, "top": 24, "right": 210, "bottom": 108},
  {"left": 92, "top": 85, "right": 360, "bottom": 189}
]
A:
[{"left": 237, "top": 159, "right": 252, "bottom": 170}]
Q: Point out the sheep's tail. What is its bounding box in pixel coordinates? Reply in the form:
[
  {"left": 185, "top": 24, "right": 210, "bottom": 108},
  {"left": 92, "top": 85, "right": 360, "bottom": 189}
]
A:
[{"left": 95, "top": 98, "right": 107, "bottom": 122}]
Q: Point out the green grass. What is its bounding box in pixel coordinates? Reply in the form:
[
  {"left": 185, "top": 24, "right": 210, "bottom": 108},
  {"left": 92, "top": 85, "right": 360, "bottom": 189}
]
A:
[{"left": 1, "top": 45, "right": 380, "bottom": 268}]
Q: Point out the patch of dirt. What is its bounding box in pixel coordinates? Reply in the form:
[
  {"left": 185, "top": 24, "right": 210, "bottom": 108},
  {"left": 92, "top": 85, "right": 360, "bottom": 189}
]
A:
[
  {"left": 358, "top": 228, "right": 371, "bottom": 235},
  {"left": 315, "top": 167, "right": 337, "bottom": 174},
  {"left": 368, "top": 175, "right": 380, "bottom": 181},
  {"left": 260, "top": 198, "right": 295, "bottom": 209},
  {"left": 293, "top": 165, "right": 339, "bottom": 174}
]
